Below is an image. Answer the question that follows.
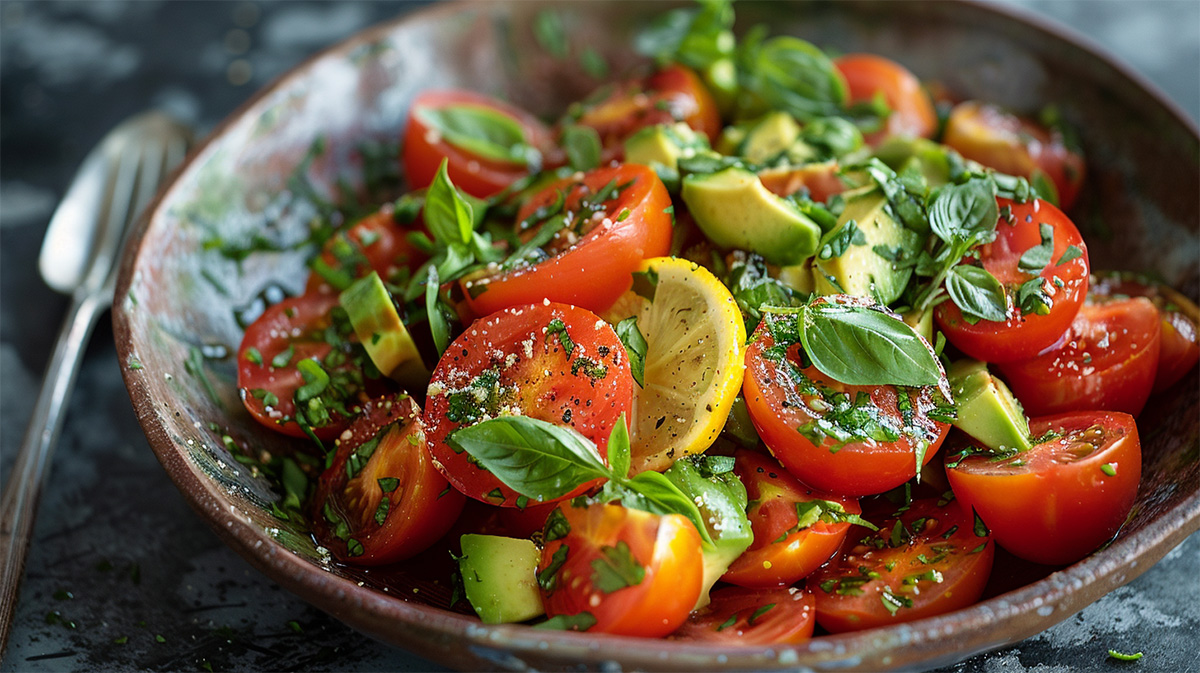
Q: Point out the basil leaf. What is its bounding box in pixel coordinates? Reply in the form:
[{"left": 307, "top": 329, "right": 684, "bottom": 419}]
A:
[
  {"left": 534, "top": 612, "right": 597, "bottom": 631},
  {"left": 927, "top": 178, "right": 998, "bottom": 245},
  {"left": 945, "top": 265, "right": 1008, "bottom": 323},
  {"left": 1018, "top": 222, "right": 1054, "bottom": 273},
  {"left": 739, "top": 36, "right": 847, "bottom": 121},
  {"left": 561, "top": 124, "right": 601, "bottom": 172},
  {"left": 663, "top": 456, "right": 750, "bottom": 552},
  {"left": 424, "top": 159, "right": 474, "bottom": 246},
  {"left": 1056, "top": 244, "right": 1084, "bottom": 267},
  {"left": 425, "top": 266, "right": 450, "bottom": 356},
  {"left": 617, "top": 471, "right": 711, "bottom": 545},
  {"left": 448, "top": 416, "right": 611, "bottom": 501},
  {"left": 616, "top": 317, "right": 648, "bottom": 388},
  {"left": 533, "top": 10, "right": 568, "bottom": 58},
  {"left": 799, "top": 302, "right": 941, "bottom": 387},
  {"left": 415, "top": 105, "right": 536, "bottom": 167},
  {"left": 607, "top": 416, "right": 632, "bottom": 481}
]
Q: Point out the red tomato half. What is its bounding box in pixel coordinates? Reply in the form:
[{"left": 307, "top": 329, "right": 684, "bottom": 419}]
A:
[
  {"left": 946, "top": 411, "right": 1141, "bottom": 565},
  {"left": 722, "top": 451, "right": 861, "bottom": 587},
  {"left": 312, "top": 394, "right": 465, "bottom": 564},
  {"left": 570, "top": 64, "right": 721, "bottom": 162},
  {"left": 538, "top": 502, "right": 703, "bottom": 637},
  {"left": 834, "top": 54, "right": 937, "bottom": 145},
  {"left": 305, "top": 208, "right": 427, "bottom": 295},
  {"left": 1090, "top": 272, "right": 1200, "bottom": 392},
  {"left": 810, "top": 497, "right": 994, "bottom": 633},
  {"left": 935, "top": 198, "right": 1090, "bottom": 363},
  {"left": 743, "top": 307, "right": 951, "bottom": 496},
  {"left": 403, "top": 90, "right": 556, "bottom": 198},
  {"left": 943, "top": 101, "right": 1085, "bottom": 210},
  {"left": 672, "top": 585, "right": 816, "bottom": 645},
  {"left": 460, "top": 164, "right": 672, "bottom": 316},
  {"left": 999, "top": 297, "right": 1161, "bottom": 417},
  {"left": 237, "top": 294, "right": 376, "bottom": 440},
  {"left": 423, "top": 302, "right": 633, "bottom": 506}
]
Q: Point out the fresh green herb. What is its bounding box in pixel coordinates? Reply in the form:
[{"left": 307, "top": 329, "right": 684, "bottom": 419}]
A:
[
  {"left": 580, "top": 48, "right": 609, "bottom": 78},
  {"left": 715, "top": 614, "right": 738, "bottom": 632},
  {"left": 738, "top": 35, "right": 847, "bottom": 122},
  {"left": 590, "top": 541, "right": 646, "bottom": 593},
  {"left": 155, "top": 634, "right": 166, "bottom": 643},
  {"left": 378, "top": 477, "right": 400, "bottom": 493},
  {"left": 817, "top": 219, "right": 866, "bottom": 260},
  {"left": 616, "top": 317, "right": 648, "bottom": 388},
  {"left": 113, "top": 636, "right": 128, "bottom": 645},
  {"left": 543, "top": 507, "right": 571, "bottom": 542},
  {"left": 534, "top": 612, "right": 597, "bottom": 631},
  {"left": 545, "top": 318, "right": 576, "bottom": 356},
  {"left": 1018, "top": 222, "right": 1055, "bottom": 273},
  {"left": 1016, "top": 276, "right": 1053, "bottom": 316},
  {"left": 244, "top": 347, "right": 263, "bottom": 365},
  {"left": 287, "top": 620, "right": 303, "bottom": 633},
  {"left": 880, "top": 587, "right": 913, "bottom": 615},
  {"left": 1108, "top": 650, "right": 1143, "bottom": 662},
  {"left": 1101, "top": 463, "right": 1117, "bottom": 477},
  {"left": 1057, "top": 244, "right": 1084, "bottom": 266},
  {"left": 748, "top": 603, "right": 776, "bottom": 625},
  {"left": 533, "top": 9, "right": 568, "bottom": 58},
  {"left": 973, "top": 508, "right": 990, "bottom": 537},
  {"left": 272, "top": 344, "right": 295, "bottom": 369},
  {"left": 127, "top": 357, "right": 143, "bottom": 370},
  {"left": 537, "top": 544, "right": 570, "bottom": 592},
  {"left": 561, "top": 124, "right": 602, "bottom": 172},
  {"left": 415, "top": 105, "right": 538, "bottom": 167},
  {"left": 945, "top": 265, "right": 1008, "bottom": 323}
]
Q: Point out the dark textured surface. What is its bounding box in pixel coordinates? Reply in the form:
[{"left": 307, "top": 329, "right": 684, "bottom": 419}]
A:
[{"left": 1, "top": 1, "right": 1197, "bottom": 671}]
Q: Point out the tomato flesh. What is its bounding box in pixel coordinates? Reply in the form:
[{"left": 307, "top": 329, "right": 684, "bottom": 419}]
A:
[
  {"left": 305, "top": 208, "right": 427, "bottom": 295},
  {"left": 943, "top": 101, "right": 1086, "bottom": 210},
  {"left": 1090, "top": 272, "right": 1200, "bottom": 393},
  {"left": 237, "top": 293, "right": 375, "bottom": 440},
  {"left": 999, "top": 297, "right": 1161, "bottom": 417},
  {"left": 810, "top": 497, "right": 994, "bottom": 632},
  {"left": 423, "top": 302, "right": 633, "bottom": 506},
  {"left": 672, "top": 585, "right": 815, "bottom": 645},
  {"left": 460, "top": 164, "right": 672, "bottom": 316},
  {"left": 834, "top": 53, "right": 937, "bottom": 145},
  {"left": 403, "top": 90, "right": 556, "bottom": 198},
  {"left": 946, "top": 411, "right": 1141, "bottom": 566},
  {"left": 743, "top": 311, "right": 951, "bottom": 496},
  {"left": 538, "top": 502, "right": 703, "bottom": 637},
  {"left": 722, "top": 450, "right": 860, "bottom": 587},
  {"left": 312, "top": 394, "right": 465, "bottom": 564},
  {"left": 935, "top": 198, "right": 1089, "bottom": 363}
]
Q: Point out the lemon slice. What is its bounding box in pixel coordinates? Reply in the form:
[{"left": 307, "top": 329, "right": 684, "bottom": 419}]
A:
[{"left": 607, "top": 257, "right": 747, "bottom": 474}]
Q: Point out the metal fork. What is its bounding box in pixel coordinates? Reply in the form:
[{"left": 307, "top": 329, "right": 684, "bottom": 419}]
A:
[{"left": 0, "top": 111, "right": 192, "bottom": 653}]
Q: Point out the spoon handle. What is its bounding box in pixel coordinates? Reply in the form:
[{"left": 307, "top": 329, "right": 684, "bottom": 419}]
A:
[{"left": 0, "top": 291, "right": 107, "bottom": 653}]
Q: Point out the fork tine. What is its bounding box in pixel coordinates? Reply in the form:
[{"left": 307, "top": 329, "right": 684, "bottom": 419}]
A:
[{"left": 84, "top": 138, "right": 142, "bottom": 292}]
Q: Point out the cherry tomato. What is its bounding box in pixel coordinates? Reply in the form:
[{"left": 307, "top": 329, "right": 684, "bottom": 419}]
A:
[
  {"left": 423, "top": 302, "right": 633, "bottom": 506},
  {"left": 722, "top": 451, "right": 861, "bottom": 587},
  {"left": 403, "top": 90, "right": 556, "bottom": 199},
  {"left": 946, "top": 411, "right": 1141, "bottom": 565},
  {"left": 305, "top": 208, "right": 427, "bottom": 295},
  {"left": 237, "top": 294, "right": 377, "bottom": 440},
  {"left": 834, "top": 54, "right": 937, "bottom": 145},
  {"left": 460, "top": 164, "right": 672, "bottom": 316},
  {"left": 935, "top": 198, "right": 1090, "bottom": 363},
  {"left": 943, "top": 101, "right": 1085, "bottom": 210},
  {"left": 1090, "top": 272, "right": 1200, "bottom": 393},
  {"left": 570, "top": 64, "right": 721, "bottom": 162},
  {"left": 999, "top": 297, "right": 1161, "bottom": 417},
  {"left": 672, "top": 585, "right": 816, "bottom": 645},
  {"left": 312, "top": 394, "right": 465, "bottom": 564},
  {"left": 537, "top": 502, "right": 703, "bottom": 637},
  {"left": 810, "top": 497, "right": 994, "bottom": 632},
  {"left": 757, "top": 160, "right": 847, "bottom": 204},
  {"left": 743, "top": 308, "right": 951, "bottom": 496}
]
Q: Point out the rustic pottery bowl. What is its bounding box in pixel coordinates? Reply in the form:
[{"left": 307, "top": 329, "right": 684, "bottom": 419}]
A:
[{"left": 113, "top": 1, "right": 1199, "bottom": 670}]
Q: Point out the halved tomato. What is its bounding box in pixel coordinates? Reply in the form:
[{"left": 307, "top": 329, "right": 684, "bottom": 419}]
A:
[
  {"left": 943, "top": 101, "right": 1085, "bottom": 210},
  {"left": 1090, "top": 271, "right": 1200, "bottom": 392},
  {"left": 460, "top": 163, "right": 672, "bottom": 316},
  {"left": 537, "top": 501, "right": 703, "bottom": 637},
  {"left": 998, "top": 297, "right": 1161, "bottom": 416},
  {"left": 722, "top": 450, "right": 862, "bottom": 587},
  {"left": 403, "top": 90, "right": 557, "bottom": 199},
  {"left": 237, "top": 293, "right": 377, "bottom": 440},
  {"left": 672, "top": 585, "right": 816, "bottom": 645},
  {"left": 423, "top": 302, "right": 633, "bottom": 506},
  {"left": 810, "top": 497, "right": 994, "bottom": 632},
  {"left": 945, "top": 411, "right": 1141, "bottom": 565},
  {"left": 743, "top": 310, "right": 951, "bottom": 496},
  {"left": 834, "top": 53, "right": 937, "bottom": 145},
  {"left": 305, "top": 207, "right": 427, "bottom": 295},
  {"left": 935, "top": 197, "right": 1090, "bottom": 363},
  {"left": 568, "top": 64, "right": 721, "bottom": 162},
  {"left": 312, "top": 394, "right": 465, "bottom": 564}
]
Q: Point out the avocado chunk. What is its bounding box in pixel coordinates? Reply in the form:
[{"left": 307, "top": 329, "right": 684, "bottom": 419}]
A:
[
  {"left": 458, "top": 534, "right": 545, "bottom": 624},
  {"left": 722, "top": 396, "right": 759, "bottom": 449},
  {"left": 902, "top": 306, "right": 934, "bottom": 343},
  {"left": 948, "top": 360, "right": 1032, "bottom": 452},
  {"left": 682, "top": 167, "right": 822, "bottom": 266},
  {"left": 812, "top": 185, "right": 921, "bottom": 305},
  {"left": 339, "top": 271, "right": 429, "bottom": 389},
  {"left": 663, "top": 456, "right": 753, "bottom": 610},
  {"left": 624, "top": 123, "right": 714, "bottom": 193},
  {"left": 873, "top": 137, "right": 959, "bottom": 187}
]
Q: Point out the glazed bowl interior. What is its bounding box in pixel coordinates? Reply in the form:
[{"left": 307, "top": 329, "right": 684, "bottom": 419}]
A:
[{"left": 114, "top": 1, "right": 1199, "bottom": 671}]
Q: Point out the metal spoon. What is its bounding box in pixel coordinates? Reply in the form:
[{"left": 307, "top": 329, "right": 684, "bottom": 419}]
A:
[{"left": 0, "top": 111, "right": 192, "bottom": 653}]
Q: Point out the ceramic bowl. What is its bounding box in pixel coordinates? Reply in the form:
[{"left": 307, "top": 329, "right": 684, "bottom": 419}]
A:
[{"left": 113, "top": 1, "right": 1199, "bottom": 670}]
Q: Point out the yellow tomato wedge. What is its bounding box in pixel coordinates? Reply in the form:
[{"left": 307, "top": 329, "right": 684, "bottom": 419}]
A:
[{"left": 604, "top": 257, "right": 746, "bottom": 474}]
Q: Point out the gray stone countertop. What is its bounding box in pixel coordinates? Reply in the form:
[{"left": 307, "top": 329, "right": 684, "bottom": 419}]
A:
[{"left": 0, "top": 1, "right": 1196, "bottom": 671}]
